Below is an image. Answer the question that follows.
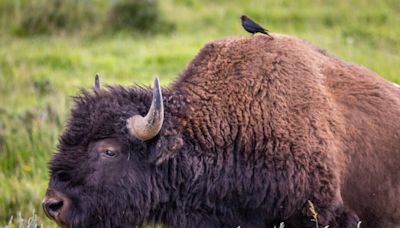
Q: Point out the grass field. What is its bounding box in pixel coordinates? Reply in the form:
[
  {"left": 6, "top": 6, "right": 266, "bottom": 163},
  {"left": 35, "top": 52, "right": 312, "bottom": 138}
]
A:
[{"left": 0, "top": 0, "right": 399, "bottom": 226}]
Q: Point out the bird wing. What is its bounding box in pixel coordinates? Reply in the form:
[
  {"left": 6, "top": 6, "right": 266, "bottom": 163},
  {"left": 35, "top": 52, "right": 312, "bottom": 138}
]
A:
[{"left": 244, "top": 19, "right": 268, "bottom": 32}]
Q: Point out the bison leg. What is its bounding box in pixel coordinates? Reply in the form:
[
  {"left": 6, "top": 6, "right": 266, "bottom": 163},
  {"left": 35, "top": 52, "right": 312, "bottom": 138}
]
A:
[
  {"left": 312, "top": 204, "right": 360, "bottom": 228},
  {"left": 284, "top": 202, "right": 360, "bottom": 228},
  {"left": 333, "top": 206, "right": 361, "bottom": 228}
]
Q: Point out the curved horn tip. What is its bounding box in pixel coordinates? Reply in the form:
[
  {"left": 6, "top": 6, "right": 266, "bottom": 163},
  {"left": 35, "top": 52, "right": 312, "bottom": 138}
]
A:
[
  {"left": 153, "top": 75, "right": 160, "bottom": 88},
  {"left": 94, "top": 73, "right": 100, "bottom": 90},
  {"left": 152, "top": 75, "right": 163, "bottom": 104},
  {"left": 126, "top": 76, "right": 164, "bottom": 141}
]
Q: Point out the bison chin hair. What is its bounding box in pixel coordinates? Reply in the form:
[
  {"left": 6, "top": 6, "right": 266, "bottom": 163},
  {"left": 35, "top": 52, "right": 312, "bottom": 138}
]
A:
[{"left": 62, "top": 186, "right": 156, "bottom": 228}]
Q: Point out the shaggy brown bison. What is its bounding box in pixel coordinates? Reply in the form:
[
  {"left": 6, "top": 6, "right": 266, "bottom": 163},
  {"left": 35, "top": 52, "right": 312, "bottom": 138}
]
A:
[{"left": 43, "top": 34, "right": 400, "bottom": 228}]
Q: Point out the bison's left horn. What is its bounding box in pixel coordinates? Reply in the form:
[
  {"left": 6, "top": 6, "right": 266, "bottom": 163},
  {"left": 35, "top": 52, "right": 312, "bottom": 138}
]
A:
[{"left": 127, "top": 76, "right": 164, "bottom": 141}]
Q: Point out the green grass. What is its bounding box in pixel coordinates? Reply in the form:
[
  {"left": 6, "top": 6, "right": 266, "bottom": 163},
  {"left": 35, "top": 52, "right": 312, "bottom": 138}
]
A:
[{"left": 0, "top": 0, "right": 399, "bottom": 226}]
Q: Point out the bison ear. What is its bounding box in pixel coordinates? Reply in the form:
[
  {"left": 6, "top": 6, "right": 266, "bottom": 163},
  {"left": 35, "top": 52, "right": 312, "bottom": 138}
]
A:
[{"left": 148, "top": 130, "right": 183, "bottom": 165}]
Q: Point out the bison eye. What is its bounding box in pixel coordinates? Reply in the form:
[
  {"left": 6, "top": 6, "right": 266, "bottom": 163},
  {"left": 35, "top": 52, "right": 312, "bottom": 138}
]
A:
[
  {"left": 104, "top": 149, "right": 117, "bottom": 158},
  {"left": 93, "top": 140, "right": 121, "bottom": 159}
]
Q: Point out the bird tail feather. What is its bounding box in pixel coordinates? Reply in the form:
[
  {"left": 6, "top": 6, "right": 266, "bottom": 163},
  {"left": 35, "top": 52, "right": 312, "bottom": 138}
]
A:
[{"left": 261, "top": 30, "right": 274, "bottom": 39}]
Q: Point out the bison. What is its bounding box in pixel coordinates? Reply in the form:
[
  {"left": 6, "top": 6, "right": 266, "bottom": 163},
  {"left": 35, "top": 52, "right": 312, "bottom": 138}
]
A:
[{"left": 43, "top": 35, "right": 400, "bottom": 228}]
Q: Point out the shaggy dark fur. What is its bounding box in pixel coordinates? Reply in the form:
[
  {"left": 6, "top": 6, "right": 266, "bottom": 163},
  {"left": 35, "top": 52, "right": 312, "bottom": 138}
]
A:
[{"left": 45, "top": 35, "right": 400, "bottom": 228}]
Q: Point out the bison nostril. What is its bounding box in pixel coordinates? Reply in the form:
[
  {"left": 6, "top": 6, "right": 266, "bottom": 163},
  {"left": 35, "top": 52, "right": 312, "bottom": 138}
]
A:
[
  {"left": 43, "top": 199, "right": 64, "bottom": 219},
  {"left": 48, "top": 200, "right": 63, "bottom": 212}
]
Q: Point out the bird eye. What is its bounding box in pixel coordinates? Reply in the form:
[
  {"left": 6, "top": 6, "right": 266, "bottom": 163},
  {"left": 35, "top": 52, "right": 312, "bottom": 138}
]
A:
[{"left": 104, "top": 149, "right": 117, "bottom": 157}]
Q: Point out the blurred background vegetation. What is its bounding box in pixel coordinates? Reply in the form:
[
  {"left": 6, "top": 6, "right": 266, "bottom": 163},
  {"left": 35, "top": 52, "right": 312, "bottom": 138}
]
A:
[{"left": 0, "top": 0, "right": 399, "bottom": 226}]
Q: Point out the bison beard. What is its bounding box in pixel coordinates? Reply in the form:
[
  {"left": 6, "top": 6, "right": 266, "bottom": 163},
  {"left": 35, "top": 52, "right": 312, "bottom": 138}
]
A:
[{"left": 44, "top": 35, "right": 400, "bottom": 228}]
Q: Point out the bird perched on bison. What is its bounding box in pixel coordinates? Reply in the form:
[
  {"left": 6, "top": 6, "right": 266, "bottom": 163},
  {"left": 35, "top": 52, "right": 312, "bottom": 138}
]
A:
[
  {"left": 241, "top": 15, "right": 273, "bottom": 39},
  {"left": 43, "top": 35, "right": 400, "bottom": 227}
]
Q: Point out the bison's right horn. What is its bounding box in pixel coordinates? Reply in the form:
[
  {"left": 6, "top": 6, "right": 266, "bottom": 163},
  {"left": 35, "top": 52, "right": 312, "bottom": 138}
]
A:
[
  {"left": 94, "top": 73, "right": 100, "bottom": 90},
  {"left": 126, "top": 76, "right": 164, "bottom": 141}
]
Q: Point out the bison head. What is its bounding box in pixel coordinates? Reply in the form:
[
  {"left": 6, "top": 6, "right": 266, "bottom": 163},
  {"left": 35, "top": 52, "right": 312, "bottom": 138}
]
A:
[{"left": 43, "top": 77, "right": 182, "bottom": 227}]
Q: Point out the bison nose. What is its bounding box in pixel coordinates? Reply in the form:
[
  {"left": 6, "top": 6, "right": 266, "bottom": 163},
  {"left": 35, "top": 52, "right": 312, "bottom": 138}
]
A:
[
  {"left": 43, "top": 189, "right": 70, "bottom": 224},
  {"left": 43, "top": 197, "right": 64, "bottom": 219}
]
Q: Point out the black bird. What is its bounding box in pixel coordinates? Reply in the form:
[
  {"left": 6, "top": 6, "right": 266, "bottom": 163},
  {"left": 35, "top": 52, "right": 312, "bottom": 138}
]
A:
[{"left": 240, "top": 15, "right": 273, "bottom": 39}]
